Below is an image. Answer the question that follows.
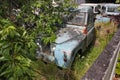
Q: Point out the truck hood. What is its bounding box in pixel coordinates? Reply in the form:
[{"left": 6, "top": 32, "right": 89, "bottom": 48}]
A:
[{"left": 55, "top": 25, "right": 84, "bottom": 44}]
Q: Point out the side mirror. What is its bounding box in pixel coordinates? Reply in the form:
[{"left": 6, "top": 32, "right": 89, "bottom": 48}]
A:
[{"left": 94, "top": 17, "right": 97, "bottom": 21}]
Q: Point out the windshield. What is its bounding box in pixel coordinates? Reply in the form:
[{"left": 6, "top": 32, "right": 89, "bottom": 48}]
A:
[
  {"left": 107, "top": 7, "right": 116, "bottom": 12},
  {"left": 108, "top": 7, "right": 120, "bottom": 13},
  {"left": 67, "top": 12, "right": 86, "bottom": 26}
]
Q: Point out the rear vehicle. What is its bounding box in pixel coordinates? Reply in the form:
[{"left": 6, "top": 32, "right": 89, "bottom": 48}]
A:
[
  {"left": 36, "top": 6, "right": 95, "bottom": 68},
  {"left": 101, "top": 4, "right": 120, "bottom": 16}
]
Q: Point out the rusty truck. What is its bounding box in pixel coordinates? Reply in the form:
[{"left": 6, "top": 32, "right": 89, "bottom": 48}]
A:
[{"left": 36, "top": 5, "right": 95, "bottom": 68}]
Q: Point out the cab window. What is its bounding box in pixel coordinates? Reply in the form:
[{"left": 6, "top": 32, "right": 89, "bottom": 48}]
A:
[
  {"left": 87, "top": 13, "right": 93, "bottom": 25},
  {"left": 87, "top": 13, "right": 94, "bottom": 31},
  {"left": 67, "top": 11, "right": 86, "bottom": 26}
]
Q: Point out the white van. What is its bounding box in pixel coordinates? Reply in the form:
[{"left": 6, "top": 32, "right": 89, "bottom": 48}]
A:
[{"left": 101, "top": 4, "right": 120, "bottom": 16}]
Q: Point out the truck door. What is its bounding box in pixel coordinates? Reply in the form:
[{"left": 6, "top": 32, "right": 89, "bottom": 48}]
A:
[{"left": 86, "top": 12, "right": 95, "bottom": 47}]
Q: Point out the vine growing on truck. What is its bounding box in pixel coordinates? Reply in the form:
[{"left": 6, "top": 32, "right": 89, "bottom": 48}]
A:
[{"left": 0, "top": 0, "right": 72, "bottom": 79}]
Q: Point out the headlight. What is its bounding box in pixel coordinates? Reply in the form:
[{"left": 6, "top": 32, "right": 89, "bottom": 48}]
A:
[
  {"left": 36, "top": 38, "right": 41, "bottom": 46},
  {"left": 36, "top": 38, "right": 42, "bottom": 51},
  {"left": 50, "top": 43, "right": 56, "bottom": 52},
  {"left": 52, "top": 47, "right": 56, "bottom": 51}
]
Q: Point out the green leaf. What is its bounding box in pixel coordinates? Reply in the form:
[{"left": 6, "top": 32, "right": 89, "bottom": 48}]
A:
[{"left": 0, "top": 56, "right": 8, "bottom": 61}]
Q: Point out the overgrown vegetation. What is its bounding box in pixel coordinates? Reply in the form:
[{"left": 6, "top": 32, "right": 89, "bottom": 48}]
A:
[
  {"left": 0, "top": 0, "right": 72, "bottom": 80},
  {"left": 115, "top": 53, "right": 120, "bottom": 77},
  {"left": 34, "top": 21, "right": 118, "bottom": 80},
  {"left": 0, "top": 0, "right": 119, "bottom": 80},
  {"left": 70, "top": 21, "right": 117, "bottom": 80},
  {"left": 0, "top": 19, "right": 37, "bottom": 79}
]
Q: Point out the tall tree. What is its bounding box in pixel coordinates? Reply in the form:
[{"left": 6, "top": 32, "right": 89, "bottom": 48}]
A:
[{"left": 0, "top": 0, "right": 71, "bottom": 80}]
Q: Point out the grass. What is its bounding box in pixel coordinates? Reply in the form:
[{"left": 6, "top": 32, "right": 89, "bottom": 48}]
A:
[
  {"left": 73, "top": 21, "right": 118, "bottom": 80},
  {"left": 115, "top": 53, "right": 120, "bottom": 77},
  {"left": 72, "top": 41, "right": 106, "bottom": 80},
  {"left": 35, "top": 21, "right": 118, "bottom": 80}
]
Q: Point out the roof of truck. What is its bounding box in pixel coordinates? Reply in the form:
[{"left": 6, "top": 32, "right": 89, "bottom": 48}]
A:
[
  {"left": 80, "top": 3, "right": 99, "bottom": 6},
  {"left": 77, "top": 5, "right": 93, "bottom": 12}
]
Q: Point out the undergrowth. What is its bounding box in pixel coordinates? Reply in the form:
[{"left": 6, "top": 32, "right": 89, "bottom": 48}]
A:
[
  {"left": 115, "top": 53, "right": 120, "bottom": 76},
  {"left": 35, "top": 22, "right": 118, "bottom": 80}
]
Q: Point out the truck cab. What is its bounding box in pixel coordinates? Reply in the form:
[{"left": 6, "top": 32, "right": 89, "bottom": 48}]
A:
[
  {"left": 36, "top": 6, "right": 95, "bottom": 68},
  {"left": 80, "top": 3, "right": 101, "bottom": 14}
]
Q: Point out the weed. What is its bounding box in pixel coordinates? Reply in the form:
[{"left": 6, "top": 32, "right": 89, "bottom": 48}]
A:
[
  {"left": 115, "top": 53, "right": 120, "bottom": 77},
  {"left": 35, "top": 22, "right": 117, "bottom": 80}
]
